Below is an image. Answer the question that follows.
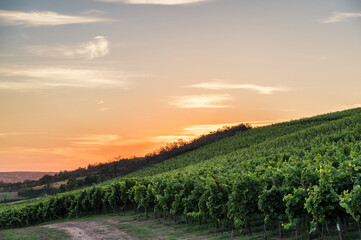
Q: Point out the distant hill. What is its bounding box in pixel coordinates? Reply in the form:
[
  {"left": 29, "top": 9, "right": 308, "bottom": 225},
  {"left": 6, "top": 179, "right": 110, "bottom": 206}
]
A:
[
  {"left": 0, "top": 123, "right": 250, "bottom": 194},
  {"left": 0, "top": 172, "right": 56, "bottom": 183}
]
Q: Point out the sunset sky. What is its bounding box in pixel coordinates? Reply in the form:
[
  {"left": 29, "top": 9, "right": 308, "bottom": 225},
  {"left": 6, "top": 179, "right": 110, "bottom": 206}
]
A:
[{"left": 0, "top": 0, "right": 360, "bottom": 171}]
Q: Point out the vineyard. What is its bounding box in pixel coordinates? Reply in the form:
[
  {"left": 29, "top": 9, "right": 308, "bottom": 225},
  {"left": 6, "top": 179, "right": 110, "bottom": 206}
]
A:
[{"left": 1, "top": 108, "right": 361, "bottom": 239}]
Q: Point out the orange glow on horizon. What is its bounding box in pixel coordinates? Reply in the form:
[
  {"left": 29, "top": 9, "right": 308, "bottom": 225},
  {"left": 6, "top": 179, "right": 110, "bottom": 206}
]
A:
[{"left": 0, "top": 121, "right": 279, "bottom": 172}]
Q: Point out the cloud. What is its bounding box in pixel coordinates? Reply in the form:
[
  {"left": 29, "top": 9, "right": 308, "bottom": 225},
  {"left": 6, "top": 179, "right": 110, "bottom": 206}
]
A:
[
  {"left": 188, "top": 81, "right": 286, "bottom": 94},
  {"left": 0, "top": 66, "right": 135, "bottom": 90},
  {"left": 147, "top": 135, "right": 194, "bottom": 143},
  {"left": 170, "top": 94, "right": 232, "bottom": 108},
  {"left": 71, "top": 135, "right": 120, "bottom": 145},
  {"left": 342, "top": 104, "right": 361, "bottom": 110},
  {"left": 0, "top": 10, "right": 110, "bottom": 26},
  {"left": 0, "top": 132, "right": 31, "bottom": 137},
  {"left": 81, "top": 9, "right": 106, "bottom": 15},
  {"left": 27, "top": 36, "right": 109, "bottom": 60},
  {"left": 322, "top": 12, "right": 361, "bottom": 23},
  {"left": 95, "top": 0, "right": 210, "bottom": 5},
  {"left": 182, "top": 123, "right": 239, "bottom": 136},
  {"left": 70, "top": 134, "right": 146, "bottom": 146}
]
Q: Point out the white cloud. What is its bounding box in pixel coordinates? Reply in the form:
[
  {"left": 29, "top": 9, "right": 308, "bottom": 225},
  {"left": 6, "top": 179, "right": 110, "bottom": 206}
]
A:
[
  {"left": 0, "top": 66, "right": 135, "bottom": 90},
  {"left": 188, "top": 81, "right": 286, "bottom": 94},
  {"left": 81, "top": 9, "right": 106, "bottom": 15},
  {"left": 0, "top": 10, "right": 110, "bottom": 26},
  {"left": 95, "top": 0, "right": 210, "bottom": 5},
  {"left": 322, "top": 12, "right": 361, "bottom": 23},
  {"left": 170, "top": 94, "right": 232, "bottom": 108},
  {"left": 27, "top": 36, "right": 109, "bottom": 60}
]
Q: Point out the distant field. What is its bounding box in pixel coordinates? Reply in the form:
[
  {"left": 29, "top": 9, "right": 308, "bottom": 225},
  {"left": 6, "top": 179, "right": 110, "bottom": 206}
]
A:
[
  {"left": 32, "top": 180, "right": 68, "bottom": 190},
  {"left": 0, "top": 172, "right": 56, "bottom": 183}
]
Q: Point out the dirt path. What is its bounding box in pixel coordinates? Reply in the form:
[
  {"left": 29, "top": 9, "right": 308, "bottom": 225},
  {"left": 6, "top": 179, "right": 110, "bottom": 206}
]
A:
[{"left": 41, "top": 219, "right": 132, "bottom": 240}]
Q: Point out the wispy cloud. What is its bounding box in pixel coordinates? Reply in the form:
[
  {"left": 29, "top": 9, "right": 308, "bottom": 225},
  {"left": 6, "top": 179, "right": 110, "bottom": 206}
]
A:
[
  {"left": 170, "top": 94, "right": 232, "bottom": 108},
  {"left": 81, "top": 9, "right": 106, "bottom": 15},
  {"left": 0, "top": 10, "right": 110, "bottom": 26},
  {"left": 322, "top": 12, "right": 361, "bottom": 23},
  {"left": 70, "top": 134, "right": 146, "bottom": 146},
  {"left": 71, "top": 134, "right": 120, "bottom": 145},
  {"left": 182, "top": 123, "right": 239, "bottom": 136},
  {"left": 0, "top": 66, "right": 135, "bottom": 90},
  {"left": 147, "top": 135, "right": 194, "bottom": 143},
  {"left": 27, "top": 36, "right": 109, "bottom": 60},
  {"left": 95, "top": 0, "right": 210, "bottom": 5},
  {"left": 187, "top": 81, "right": 286, "bottom": 94},
  {"left": 0, "top": 132, "right": 32, "bottom": 137},
  {"left": 342, "top": 103, "right": 361, "bottom": 110}
]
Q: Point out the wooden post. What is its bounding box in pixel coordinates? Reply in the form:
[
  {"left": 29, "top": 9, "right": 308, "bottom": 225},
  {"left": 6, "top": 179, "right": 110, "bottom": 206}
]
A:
[
  {"left": 263, "top": 221, "right": 267, "bottom": 240},
  {"left": 245, "top": 216, "right": 252, "bottom": 235},
  {"left": 302, "top": 174, "right": 312, "bottom": 240},
  {"left": 325, "top": 220, "right": 333, "bottom": 240},
  {"left": 278, "top": 221, "right": 283, "bottom": 238},
  {"left": 337, "top": 217, "right": 345, "bottom": 240},
  {"left": 145, "top": 207, "right": 149, "bottom": 218}
]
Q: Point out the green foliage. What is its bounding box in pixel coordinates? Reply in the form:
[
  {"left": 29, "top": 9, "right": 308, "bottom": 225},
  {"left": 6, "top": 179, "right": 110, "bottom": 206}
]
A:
[
  {"left": 1, "top": 107, "right": 361, "bottom": 237},
  {"left": 258, "top": 186, "right": 289, "bottom": 222},
  {"left": 340, "top": 184, "right": 361, "bottom": 222},
  {"left": 228, "top": 173, "right": 263, "bottom": 228},
  {"left": 284, "top": 188, "right": 307, "bottom": 228},
  {"left": 305, "top": 166, "right": 344, "bottom": 223}
]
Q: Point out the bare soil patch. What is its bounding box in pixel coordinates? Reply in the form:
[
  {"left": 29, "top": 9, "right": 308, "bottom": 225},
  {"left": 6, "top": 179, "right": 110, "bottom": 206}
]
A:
[{"left": 41, "top": 219, "right": 132, "bottom": 240}]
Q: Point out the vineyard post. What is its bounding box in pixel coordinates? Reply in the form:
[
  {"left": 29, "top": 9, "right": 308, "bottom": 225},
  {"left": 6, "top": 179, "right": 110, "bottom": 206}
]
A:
[
  {"left": 245, "top": 216, "right": 252, "bottom": 235},
  {"left": 145, "top": 207, "right": 149, "bottom": 218},
  {"left": 272, "top": 176, "right": 283, "bottom": 239},
  {"left": 336, "top": 217, "right": 345, "bottom": 240},
  {"left": 325, "top": 220, "right": 334, "bottom": 240},
  {"left": 263, "top": 220, "right": 267, "bottom": 240},
  {"left": 302, "top": 174, "right": 312, "bottom": 240}
]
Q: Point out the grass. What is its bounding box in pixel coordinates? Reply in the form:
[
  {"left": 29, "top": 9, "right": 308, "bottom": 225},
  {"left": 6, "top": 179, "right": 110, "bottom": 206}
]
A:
[
  {"left": 1, "top": 211, "right": 360, "bottom": 239},
  {"left": 0, "top": 228, "right": 70, "bottom": 240}
]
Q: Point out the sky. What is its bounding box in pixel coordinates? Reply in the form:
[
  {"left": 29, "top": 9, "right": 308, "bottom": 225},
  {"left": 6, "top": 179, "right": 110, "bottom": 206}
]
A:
[{"left": 0, "top": 0, "right": 360, "bottom": 171}]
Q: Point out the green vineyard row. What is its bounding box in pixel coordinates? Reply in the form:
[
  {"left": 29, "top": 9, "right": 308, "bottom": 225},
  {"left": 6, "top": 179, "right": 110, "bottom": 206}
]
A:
[{"left": 1, "top": 108, "right": 361, "bottom": 239}]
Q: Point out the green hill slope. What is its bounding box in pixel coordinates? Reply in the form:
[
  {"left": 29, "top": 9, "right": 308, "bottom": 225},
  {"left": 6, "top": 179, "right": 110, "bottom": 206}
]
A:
[{"left": 1, "top": 108, "right": 361, "bottom": 239}]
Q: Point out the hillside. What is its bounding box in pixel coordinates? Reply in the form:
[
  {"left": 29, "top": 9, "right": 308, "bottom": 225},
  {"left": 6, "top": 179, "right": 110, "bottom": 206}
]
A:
[
  {"left": 1, "top": 108, "right": 361, "bottom": 240},
  {"left": 1, "top": 123, "right": 250, "bottom": 197}
]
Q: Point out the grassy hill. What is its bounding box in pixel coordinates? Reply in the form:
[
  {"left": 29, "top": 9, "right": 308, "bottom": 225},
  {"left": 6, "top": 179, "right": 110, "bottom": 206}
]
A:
[{"left": 1, "top": 108, "right": 361, "bottom": 240}]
